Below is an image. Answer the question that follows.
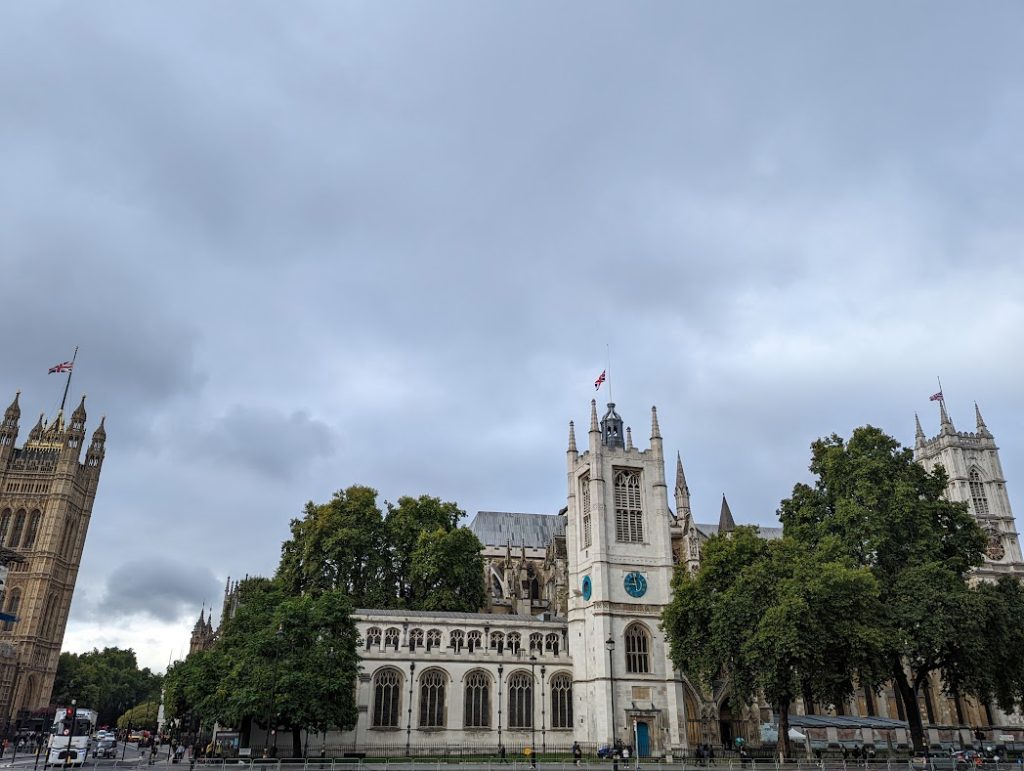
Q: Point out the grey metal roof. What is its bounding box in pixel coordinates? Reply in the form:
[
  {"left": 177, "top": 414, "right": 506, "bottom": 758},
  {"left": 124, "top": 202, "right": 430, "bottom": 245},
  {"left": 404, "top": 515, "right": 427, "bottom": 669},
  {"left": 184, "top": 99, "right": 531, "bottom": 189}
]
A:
[
  {"left": 469, "top": 511, "right": 565, "bottom": 548},
  {"left": 695, "top": 523, "right": 784, "bottom": 540}
]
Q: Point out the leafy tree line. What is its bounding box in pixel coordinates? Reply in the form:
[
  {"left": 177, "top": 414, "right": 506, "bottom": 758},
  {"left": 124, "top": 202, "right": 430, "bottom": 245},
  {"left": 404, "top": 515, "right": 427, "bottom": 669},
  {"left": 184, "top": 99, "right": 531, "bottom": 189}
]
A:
[
  {"left": 163, "top": 486, "right": 485, "bottom": 756},
  {"left": 52, "top": 648, "right": 162, "bottom": 728},
  {"left": 664, "top": 426, "right": 1024, "bottom": 757}
]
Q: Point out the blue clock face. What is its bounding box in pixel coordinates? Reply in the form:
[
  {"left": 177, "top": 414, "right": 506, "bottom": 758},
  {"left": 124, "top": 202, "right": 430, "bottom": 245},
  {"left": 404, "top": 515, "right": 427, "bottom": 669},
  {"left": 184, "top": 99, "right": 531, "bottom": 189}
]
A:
[
  {"left": 624, "top": 571, "right": 648, "bottom": 598},
  {"left": 581, "top": 575, "right": 592, "bottom": 601}
]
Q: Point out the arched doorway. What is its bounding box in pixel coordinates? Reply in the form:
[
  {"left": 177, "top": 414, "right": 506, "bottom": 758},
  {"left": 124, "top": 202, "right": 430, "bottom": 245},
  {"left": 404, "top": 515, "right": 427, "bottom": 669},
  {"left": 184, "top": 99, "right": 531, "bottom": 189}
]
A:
[
  {"left": 718, "top": 698, "right": 738, "bottom": 747},
  {"left": 683, "top": 686, "right": 702, "bottom": 747}
]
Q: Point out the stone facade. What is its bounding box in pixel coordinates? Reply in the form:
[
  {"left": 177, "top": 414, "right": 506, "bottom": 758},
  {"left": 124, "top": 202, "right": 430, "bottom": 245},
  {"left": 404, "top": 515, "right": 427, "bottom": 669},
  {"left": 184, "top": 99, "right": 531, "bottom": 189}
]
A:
[{"left": 0, "top": 392, "right": 105, "bottom": 719}]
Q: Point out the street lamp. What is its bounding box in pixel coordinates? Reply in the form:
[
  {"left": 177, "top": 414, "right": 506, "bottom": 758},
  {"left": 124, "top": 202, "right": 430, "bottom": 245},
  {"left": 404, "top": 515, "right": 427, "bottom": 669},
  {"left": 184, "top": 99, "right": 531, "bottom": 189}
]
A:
[
  {"left": 540, "top": 664, "right": 546, "bottom": 754},
  {"left": 529, "top": 655, "right": 537, "bottom": 760},
  {"left": 405, "top": 662, "right": 415, "bottom": 756},
  {"left": 605, "top": 637, "right": 616, "bottom": 746},
  {"left": 497, "top": 663, "right": 504, "bottom": 755}
]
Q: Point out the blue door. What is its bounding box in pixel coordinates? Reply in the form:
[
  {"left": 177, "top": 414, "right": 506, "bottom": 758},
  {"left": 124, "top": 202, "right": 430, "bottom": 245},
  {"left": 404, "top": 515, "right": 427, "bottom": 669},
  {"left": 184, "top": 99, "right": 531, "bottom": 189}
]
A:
[{"left": 636, "top": 722, "right": 650, "bottom": 757}]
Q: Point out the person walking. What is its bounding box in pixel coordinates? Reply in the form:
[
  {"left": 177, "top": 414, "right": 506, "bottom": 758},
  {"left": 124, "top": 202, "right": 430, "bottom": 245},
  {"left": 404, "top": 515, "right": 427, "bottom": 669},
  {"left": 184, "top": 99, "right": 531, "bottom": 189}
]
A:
[{"left": 573, "top": 742, "right": 582, "bottom": 767}]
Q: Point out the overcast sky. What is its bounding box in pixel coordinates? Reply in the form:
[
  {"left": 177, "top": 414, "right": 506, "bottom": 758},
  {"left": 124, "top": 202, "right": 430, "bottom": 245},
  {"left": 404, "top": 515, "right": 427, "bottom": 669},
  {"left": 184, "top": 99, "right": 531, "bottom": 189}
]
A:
[{"left": 2, "top": 2, "right": 1023, "bottom": 674}]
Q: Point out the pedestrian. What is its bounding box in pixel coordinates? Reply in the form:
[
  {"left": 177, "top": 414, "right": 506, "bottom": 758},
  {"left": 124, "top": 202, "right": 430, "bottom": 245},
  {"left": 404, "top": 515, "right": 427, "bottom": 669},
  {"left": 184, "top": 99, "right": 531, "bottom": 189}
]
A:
[
  {"left": 622, "top": 745, "right": 630, "bottom": 770},
  {"left": 573, "top": 742, "right": 582, "bottom": 767},
  {"left": 500, "top": 745, "right": 506, "bottom": 764}
]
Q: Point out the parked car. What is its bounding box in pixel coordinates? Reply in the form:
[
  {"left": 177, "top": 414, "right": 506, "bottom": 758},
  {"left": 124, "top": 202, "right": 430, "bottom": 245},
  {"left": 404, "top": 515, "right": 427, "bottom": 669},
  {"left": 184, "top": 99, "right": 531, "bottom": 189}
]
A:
[{"left": 95, "top": 738, "right": 118, "bottom": 759}]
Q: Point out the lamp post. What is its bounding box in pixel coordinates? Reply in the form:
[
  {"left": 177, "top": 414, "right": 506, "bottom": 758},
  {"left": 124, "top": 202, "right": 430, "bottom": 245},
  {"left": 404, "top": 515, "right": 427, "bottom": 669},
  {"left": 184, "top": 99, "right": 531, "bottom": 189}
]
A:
[
  {"left": 405, "top": 662, "right": 415, "bottom": 757},
  {"left": 497, "top": 663, "right": 503, "bottom": 755},
  {"left": 540, "top": 664, "right": 546, "bottom": 754},
  {"left": 529, "top": 655, "right": 537, "bottom": 759},
  {"left": 64, "top": 700, "right": 77, "bottom": 768},
  {"left": 605, "top": 637, "right": 616, "bottom": 746}
]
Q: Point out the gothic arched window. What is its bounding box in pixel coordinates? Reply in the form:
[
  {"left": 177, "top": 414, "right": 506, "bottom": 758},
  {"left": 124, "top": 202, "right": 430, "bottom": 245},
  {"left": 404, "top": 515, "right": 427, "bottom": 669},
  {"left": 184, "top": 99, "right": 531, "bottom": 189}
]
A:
[
  {"left": 550, "top": 673, "right": 573, "bottom": 729},
  {"left": 371, "top": 668, "right": 402, "bottom": 727},
  {"left": 507, "top": 632, "right": 521, "bottom": 654},
  {"left": 409, "top": 628, "right": 424, "bottom": 650},
  {"left": 580, "top": 472, "right": 592, "bottom": 549},
  {"left": 614, "top": 469, "right": 644, "bottom": 543},
  {"left": 969, "top": 469, "right": 990, "bottom": 516},
  {"left": 41, "top": 593, "right": 60, "bottom": 638},
  {"left": 0, "top": 510, "right": 10, "bottom": 545},
  {"left": 467, "top": 630, "right": 482, "bottom": 652},
  {"left": 545, "top": 633, "right": 560, "bottom": 655},
  {"left": 383, "top": 628, "right": 400, "bottom": 650},
  {"left": 8, "top": 511, "right": 25, "bottom": 548},
  {"left": 624, "top": 623, "right": 651, "bottom": 674},
  {"left": 365, "top": 627, "right": 382, "bottom": 650},
  {"left": 449, "top": 629, "right": 465, "bottom": 651},
  {"left": 3, "top": 590, "right": 21, "bottom": 632},
  {"left": 464, "top": 670, "right": 490, "bottom": 728},
  {"left": 529, "top": 632, "right": 543, "bottom": 652},
  {"left": 426, "top": 629, "right": 442, "bottom": 650},
  {"left": 23, "top": 511, "right": 41, "bottom": 549},
  {"left": 507, "top": 671, "right": 533, "bottom": 729},
  {"left": 418, "top": 669, "right": 446, "bottom": 728},
  {"left": 489, "top": 631, "right": 505, "bottom": 650}
]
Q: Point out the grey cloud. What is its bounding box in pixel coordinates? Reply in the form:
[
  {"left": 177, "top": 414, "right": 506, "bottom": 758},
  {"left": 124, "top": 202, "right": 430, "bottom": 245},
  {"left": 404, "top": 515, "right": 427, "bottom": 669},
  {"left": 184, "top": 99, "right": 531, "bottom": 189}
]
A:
[{"left": 95, "top": 559, "right": 223, "bottom": 624}]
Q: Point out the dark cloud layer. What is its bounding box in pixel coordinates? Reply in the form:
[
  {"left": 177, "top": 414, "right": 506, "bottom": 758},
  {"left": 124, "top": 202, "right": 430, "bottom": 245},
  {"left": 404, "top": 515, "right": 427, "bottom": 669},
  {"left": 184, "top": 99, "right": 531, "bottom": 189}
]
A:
[
  {"left": 2, "top": 2, "right": 1023, "bottom": 669},
  {"left": 95, "top": 560, "right": 222, "bottom": 624}
]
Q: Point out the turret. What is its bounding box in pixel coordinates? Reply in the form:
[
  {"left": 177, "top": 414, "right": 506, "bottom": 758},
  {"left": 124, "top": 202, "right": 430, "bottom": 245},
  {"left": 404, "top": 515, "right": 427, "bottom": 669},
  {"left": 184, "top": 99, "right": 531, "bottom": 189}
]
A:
[
  {"left": 719, "top": 495, "right": 736, "bottom": 534},
  {"left": 588, "top": 399, "right": 600, "bottom": 453},
  {"left": 0, "top": 392, "right": 19, "bottom": 455},
  {"left": 649, "top": 406, "right": 663, "bottom": 459},
  {"left": 674, "top": 452, "right": 691, "bottom": 521},
  {"left": 915, "top": 413, "right": 925, "bottom": 450},
  {"left": 28, "top": 413, "right": 44, "bottom": 443},
  {"left": 600, "top": 403, "right": 624, "bottom": 448},
  {"left": 975, "top": 403, "right": 991, "bottom": 438},
  {"left": 85, "top": 417, "right": 106, "bottom": 470},
  {"left": 939, "top": 400, "right": 955, "bottom": 435},
  {"left": 64, "top": 395, "right": 87, "bottom": 458}
]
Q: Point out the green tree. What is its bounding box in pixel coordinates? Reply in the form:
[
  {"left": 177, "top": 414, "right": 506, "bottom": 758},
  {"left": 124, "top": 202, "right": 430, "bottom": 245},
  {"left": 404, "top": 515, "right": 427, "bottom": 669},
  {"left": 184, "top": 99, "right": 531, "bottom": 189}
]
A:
[
  {"left": 385, "top": 495, "right": 463, "bottom": 603},
  {"left": 53, "top": 648, "right": 162, "bottom": 727},
  {"left": 663, "top": 528, "right": 884, "bottom": 759},
  {"left": 408, "top": 526, "right": 486, "bottom": 612},
  {"left": 779, "top": 426, "right": 991, "bottom": 752},
  {"left": 116, "top": 700, "right": 159, "bottom": 730}
]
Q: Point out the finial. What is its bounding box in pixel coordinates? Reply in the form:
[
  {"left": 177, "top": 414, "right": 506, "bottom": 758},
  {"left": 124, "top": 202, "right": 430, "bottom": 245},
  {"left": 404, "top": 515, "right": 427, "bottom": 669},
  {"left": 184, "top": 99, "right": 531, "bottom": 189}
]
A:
[
  {"left": 625, "top": 426, "right": 633, "bottom": 451},
  {"left": 719, "top": 495, "right": 736, "bottom": 533},
  {"left": 915, "top": 413, "right": 925, "bottom": 440},
  {"left": 590, "top": 399, "right": 599, "bottom": 432},
  {"left": 650, "top": 406, "right": 661, "bottom": 439},
  {"left": 975, "top": 402, "right": 989, "bottom": 433},
  {"left": 675, "top": 452, "right": 689, "bottom": 495},
  {"left": 939, "top": 399, "right": 954, "bottom": 432},
  {"left": 567, "top": 421, "right": 577, "bottom": 453}
]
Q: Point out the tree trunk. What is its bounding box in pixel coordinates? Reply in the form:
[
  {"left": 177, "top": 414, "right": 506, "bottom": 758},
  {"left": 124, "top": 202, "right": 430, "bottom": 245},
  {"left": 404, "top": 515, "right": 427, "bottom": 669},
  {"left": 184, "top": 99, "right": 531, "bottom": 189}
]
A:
[
  {"left": 291, "top": 726, "right": 302, "bottom": 759},
  {"left": 778, "top": 700, "right": 791, "bottom": 761},
  {"left": 892, "top": 664, "right": 926, "bottom": 752}
]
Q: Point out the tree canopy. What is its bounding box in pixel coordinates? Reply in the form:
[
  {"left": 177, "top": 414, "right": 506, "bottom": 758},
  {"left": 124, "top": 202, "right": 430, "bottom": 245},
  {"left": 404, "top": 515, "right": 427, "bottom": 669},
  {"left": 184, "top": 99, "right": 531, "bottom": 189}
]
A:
[
  {"left": 53, "top": 648, "right": 162, "bottom": 727},
  {"left": 778, "top": 425, "right": 1014, "bottom": 751},
  {"left": 663, "top": 527, "right": 884, "bottom": 759}
]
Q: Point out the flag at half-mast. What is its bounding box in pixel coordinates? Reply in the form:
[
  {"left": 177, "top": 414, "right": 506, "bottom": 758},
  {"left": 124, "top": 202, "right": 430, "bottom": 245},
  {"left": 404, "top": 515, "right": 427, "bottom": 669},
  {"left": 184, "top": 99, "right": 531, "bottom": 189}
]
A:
[
  {"left": 929, "top": 391, "right": 943, "bottom": 402},
  {"left": 48, "top": 361, "right": 74, "bottom": 374},
  {"left": 594, "top": 370, "right": 606, "bottom": 390}
]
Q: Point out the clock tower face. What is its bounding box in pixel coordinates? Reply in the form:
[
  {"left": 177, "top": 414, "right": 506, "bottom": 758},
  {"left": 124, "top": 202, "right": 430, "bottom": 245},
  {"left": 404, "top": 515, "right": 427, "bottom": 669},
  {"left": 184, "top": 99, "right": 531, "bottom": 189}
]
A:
[
  {"left": 581, "top": 575, "right": 593, "bottom": 601},
  {"left": 623, "top": 571, "right": 647, "bottom": 598}
]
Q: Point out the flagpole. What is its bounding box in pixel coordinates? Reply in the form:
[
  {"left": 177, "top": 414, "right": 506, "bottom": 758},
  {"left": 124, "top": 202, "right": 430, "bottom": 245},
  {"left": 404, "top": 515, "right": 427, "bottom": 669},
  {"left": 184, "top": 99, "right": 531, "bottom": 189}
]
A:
[
  {"left": 60, "top": 346, "right": 79, "bottom": 413},
  {"left": 606, "top": 344, "right": 612, "bottom": 404}
]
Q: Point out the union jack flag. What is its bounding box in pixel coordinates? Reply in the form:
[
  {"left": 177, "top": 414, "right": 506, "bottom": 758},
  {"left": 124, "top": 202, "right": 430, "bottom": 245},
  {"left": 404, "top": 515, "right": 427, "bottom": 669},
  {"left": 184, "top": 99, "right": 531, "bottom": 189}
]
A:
[
  {"left": 594, "top": 370, "right": 606, "bottom": 390},
  {"left": 48, "top": 361, "right": 73, "bottom": 374},
  {"left": 929, "top": 391, "right": 943, "bottom": 402}
]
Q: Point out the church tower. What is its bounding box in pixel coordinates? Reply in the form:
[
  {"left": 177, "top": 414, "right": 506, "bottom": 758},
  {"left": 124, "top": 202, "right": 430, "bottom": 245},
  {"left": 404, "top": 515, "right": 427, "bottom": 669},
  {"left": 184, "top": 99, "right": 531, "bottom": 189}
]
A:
[
  {"left": 565, "top": 400, "right": 684, "bottom": 755},
  {"left": 914, "top": 401, "right": 1024, "bottom": 579},
  {"left": 0, "top": 393, "right": 105, "bottom": 722}
]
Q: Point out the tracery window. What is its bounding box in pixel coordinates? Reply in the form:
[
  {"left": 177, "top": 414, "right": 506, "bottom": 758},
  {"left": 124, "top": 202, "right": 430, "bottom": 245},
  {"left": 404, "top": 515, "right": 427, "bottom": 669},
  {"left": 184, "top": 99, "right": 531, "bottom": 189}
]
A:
[
  {"left": 2, "top": 590, "right": 20, "bottom": 633},
  {"left": 550, "top": 673, "right": 573, "bottom": 728},
  {"left": 467, "top": 630, "right": 482, "bottom": 652},
  {"left": 529, "top": 632, "right": 543, "bottom": 652},
  {"left": 372, "top": 669, "right": 402, "bottom": 727},
  {"left": 490, "top": 631, "right": 505, "bottom": 650},
  {"left": 365, "top": 627, "right": 382, "bottom": 650},
  {"left": 0, "top": 510, "right": 10, "bottom": 545},
  {"left": 409, "top": 628, "right": 424, "bottom": 650},
  {"left": 544, "top": 633, "right": 560, "bottom": 655},
  {"left": 580, "top": 473, "right": 592, "bottom": 548},
  {"left": 426, "top": 629, "right": 442, "bottom": 650},
  {"left": 969, "top": 469, "right": 990, "bottom": 516},
  {"left": 449, "top": 629, "right": 465, "bottom": 651},
  {"left": 8, "top": 511, "right": 25, "bottom": 548},
  {"left": 418, "top": 669, "right": 446, "bottom": 728},
  {"left": 507, "top": 672, "right": 533, "bottom": 729},
  {"left": 507, "top": 632, "right": 521, "bottom": 654},
  {"left": 464, "top": 670, "right": 490, "bottom": 728},
  {"left": 625, "top": 623, "right": 651, "bottom": 674},
  {"left": 383, "top": 628, "right": 400, "bottom": 650},
  {"left": 23, "top": 511, "right": 41, "bottom": 549},
  {"left": 614, "top": 469, "right": 644, "bottom": 543}
]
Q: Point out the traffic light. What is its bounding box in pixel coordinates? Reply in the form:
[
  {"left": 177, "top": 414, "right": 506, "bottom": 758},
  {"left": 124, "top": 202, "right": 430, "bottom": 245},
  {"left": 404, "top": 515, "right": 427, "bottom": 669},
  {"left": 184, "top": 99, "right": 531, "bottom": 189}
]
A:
[{"left": 66, "top": 707, "right": 74, "bottom": 718}]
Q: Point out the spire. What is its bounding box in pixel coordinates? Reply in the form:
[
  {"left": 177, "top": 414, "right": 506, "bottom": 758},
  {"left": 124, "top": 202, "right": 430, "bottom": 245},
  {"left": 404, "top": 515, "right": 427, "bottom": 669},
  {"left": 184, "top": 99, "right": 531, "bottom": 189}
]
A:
[
  {"left": 975, "top": 402, "right": 991, "bottom": 436},
  {"left": 567, "top": 421, "right": 577, "bottom": 453},
  {"left": 939, "top": 399, "right": 954, "bottom": 434},
  {"left": 915, "top": 413, "right": 925, "bottom": 446},
  {"left": 675, "top": 452, "right": 689, "bottom": 497},
  {"left": 719, "top": 495, "right": 736, "bottom": 534},
  {"left": 625, "top": 426, "right": 633, "bottom": 451},
  {"left": 650, "top": 406, "right": 661, "bottom": 440},
  {"left": 589, "top": 399, "right": 599, "bottom": 433},
  {"left": 72, "top": 394, "right": 86, "bottom": 422},
  {"left": 28, "top": 413, "right": 44, "bottom": 441},
  {"left": 4, "top": 392, "right": 20, "bottom": 421},
  {"left": 91, "top": 415, "right": 106, "bottom": 441}
]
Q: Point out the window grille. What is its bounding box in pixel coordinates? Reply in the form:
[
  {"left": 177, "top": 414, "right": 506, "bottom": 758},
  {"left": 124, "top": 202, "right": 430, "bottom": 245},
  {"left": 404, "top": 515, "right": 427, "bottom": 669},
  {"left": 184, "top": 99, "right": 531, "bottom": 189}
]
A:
[
  {"left": 625, "top": 623, "right": 650, "bottom": 674},
  {"left": 529, "top": 633, "right": 543, "bottom": 652},
  {"left": 613, "top": 469, "right": 644, "bottom": 543},
  {"left": 372, "top": 669, "right": 402, "bottom": 727},
  {"left": 507, "top": 672, "right": 533, "bottom": 728},
  {"left": 544, "top": 633, "right": 560, "bottom": 655},
  {"left": 550, "top": 673, "right": 573, "bottom": 728},
  {"left": 449, "top": 629, "right": 465, "bottom": 651},
  {"left": 426, "top": 629, "right": 442, "bottom": 650},
  {"left": 409, "top": 628, "right": 424, "bottom": 650},
  {"left": 365, "top": 628, "right": 382, "bottom": 650},
  {"left": 418, "top": 670, "right": 446, "bottom": 728},
  {"left": 507, "top": 632, "right": 521, "bottom": 654},
  {"left": 383, "top": 628, "right": 400, "bottom": 650},
  {"left": 464, "top": 671, "right": 490, "bottom": 728},
  {"left": 969, "top": 469, "right": 990, "bottom": 516},
  {"left": 467, "top": 630, "right": 482, "bottom": 652},
  {"left": 490, "top": 631, "right": 505, "bottom": 650}
]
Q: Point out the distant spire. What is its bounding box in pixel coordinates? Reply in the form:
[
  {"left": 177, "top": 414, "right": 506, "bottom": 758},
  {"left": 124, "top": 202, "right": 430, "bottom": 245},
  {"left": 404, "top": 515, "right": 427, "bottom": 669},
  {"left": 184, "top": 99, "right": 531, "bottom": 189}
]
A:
[
  {"left": 625, "top": 426, "right": 633, "bottom": 451},
  {"left": 975, "top": 402, "right": 990, "bottom": 436},
  {"left": 675, "top": 452, "right": 689, "bottom": 497},
  {"left": 915, "top": 413, "right": 925, "bottom": 443},
  {"left": 719, "top": 495, "right": 736, "bottom": 533},
  {"left": 28, "top": 413, "right": 44, "bottom": 441},
  {"left": 567, "top": 421, "right": 577, "bottom": 453},
  {"left": 72, "top": 394, "right": 86, "bottom": 421},
  {"left": 91, "top": 416, "right": 106, "bottom": 441},
  {"left": 4, "top": 391, "right": 20, "bottom": 420},
  {"left": 939, "top": 399, "right": 954, "bottom": 433},
  {"left": 650, "top": 406, "right": 661, "bottom": 440},
  {"left": 589, "top": 399, "right": 599, "bottom": 433}
]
